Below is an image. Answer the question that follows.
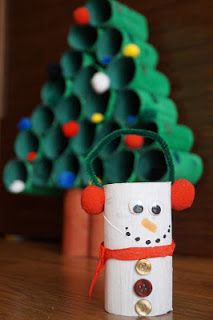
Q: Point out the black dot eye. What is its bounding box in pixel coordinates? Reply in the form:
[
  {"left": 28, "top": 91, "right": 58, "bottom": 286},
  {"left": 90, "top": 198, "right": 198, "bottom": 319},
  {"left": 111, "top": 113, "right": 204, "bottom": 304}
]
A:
[
  {"left": 133, "top": 204, "right": 143, "bottom": 214},
  {"left": 129, "top": 200, "right": 143, "bottom": 215},
  {"left": 151, "top": 205, "right": 161, "bottom": 215}
]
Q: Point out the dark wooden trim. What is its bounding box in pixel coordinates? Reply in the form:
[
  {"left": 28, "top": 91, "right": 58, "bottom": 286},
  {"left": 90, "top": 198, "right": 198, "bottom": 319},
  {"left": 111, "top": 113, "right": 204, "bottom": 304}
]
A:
[{"left": 0, "top": 0, "right": 7, "bottom": 118}]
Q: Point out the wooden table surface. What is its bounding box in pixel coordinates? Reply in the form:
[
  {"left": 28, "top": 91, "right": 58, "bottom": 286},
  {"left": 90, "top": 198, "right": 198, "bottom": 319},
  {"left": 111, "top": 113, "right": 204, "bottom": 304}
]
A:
[{"left": 0, "top": 240, "right": 212, "bottom": 320}]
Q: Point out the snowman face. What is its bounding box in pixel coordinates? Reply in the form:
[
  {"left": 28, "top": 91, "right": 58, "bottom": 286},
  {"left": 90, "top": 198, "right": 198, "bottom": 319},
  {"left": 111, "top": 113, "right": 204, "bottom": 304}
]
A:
[{"left": 104, "top": 182, "right": 172, "bottom": 249}]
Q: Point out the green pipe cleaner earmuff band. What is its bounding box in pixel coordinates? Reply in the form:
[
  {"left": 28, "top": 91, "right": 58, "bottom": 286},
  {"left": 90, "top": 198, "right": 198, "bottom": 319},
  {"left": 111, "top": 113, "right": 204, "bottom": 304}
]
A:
[{"left": 85, "top": 128, "right": 175, "bottom": 187}]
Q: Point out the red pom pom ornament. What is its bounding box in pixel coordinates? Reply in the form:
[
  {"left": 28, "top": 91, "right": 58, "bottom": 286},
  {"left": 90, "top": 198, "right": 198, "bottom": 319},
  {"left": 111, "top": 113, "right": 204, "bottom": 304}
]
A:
[
  {"left": 81, "top": 185, "right": 105, "bottom": 215},
  {"left": 124, "top": 134, "right": 144, "bottom": 149},
  {"left": 27, "top": 151, "right": 37, "bottom": 162},
  {"left": 62, "top": 121, "right": 80, "bottom": 138},
  {"left": 171, "top": 179, "right": 195, "bottom": 211},
  {"left": 73, "top": 7, "right": 90, "bottom": 25}
]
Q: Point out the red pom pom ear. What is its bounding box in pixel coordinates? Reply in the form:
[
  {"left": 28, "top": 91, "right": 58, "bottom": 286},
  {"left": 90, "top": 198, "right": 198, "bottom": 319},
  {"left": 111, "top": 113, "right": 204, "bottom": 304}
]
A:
[
  {"left": 171, "top": 179, "right": 195, "bottom": 211},
  {"left": 81, "top": 185, "right": 105, "bottom": 215}
]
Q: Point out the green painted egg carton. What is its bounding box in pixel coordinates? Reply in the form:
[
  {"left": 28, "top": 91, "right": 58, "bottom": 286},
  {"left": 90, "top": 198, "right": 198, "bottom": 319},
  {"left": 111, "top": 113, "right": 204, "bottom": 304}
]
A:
[
  {"left": 80, "top": 145, "right": 203, "bottom": 186},
  {"left": 40, "top": 59, "right": 176, "bottom": 125},
  {"left": 61, "top": 54, "right": 170, "bottom": 99},
  {"left": 3, "top": 0, "right": 204, "bottom": 195},
  {"left": 95, "top": 27, "right": 158, "bottom": 67},
  {"left": 86, "top": 88, "right": 173, "bottom": 127},
  {"left": 68, "top": 25, "right": 157, "bottom": 67},
  {"left": 7, "top": 47, "right": 196, "bottom": 194},
  {"left": 3, "top": 159, "right": 61, "bottom": 195},
  {"left": 137, "top": 146, "right": 203, "bottom": 184},
  {"left": 134, "top": 122, "right": 194, "bottom": 152},
  {"left": 105, "top": 56, "right": 170, "bottom": 96},
  {"left": 40, "top": 78, "right": 65, "bottom": 108},
  {"left": 42, "top": 63, "right": 103, "bottom": 103},
  {"left": 4, "top": 138, "right": 203, "bottom": 195},
  {"left": 60, "top": 55, "right": 170, "bottom": 98},
  {"left": 78, "top": 0, "right": 148, "bottom": 41},
  {"left": 60, "top": 51, "right": 95, "bottom": 79},
  {"left": 113, "top": 89, "right": 178, "bottom": 127},
  {"left": 92, "top": 145, "right": 203, "bottom": 185},
  {"left": 6, "top": 106, "right": 197, "bottom": 195},
  {"left": 60, "top": 50, "right": 164, "bottom": 101}
]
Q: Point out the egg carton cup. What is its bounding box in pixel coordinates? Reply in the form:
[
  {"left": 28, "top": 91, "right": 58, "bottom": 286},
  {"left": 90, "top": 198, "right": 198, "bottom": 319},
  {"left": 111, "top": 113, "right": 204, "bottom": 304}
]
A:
[
  {"left": 67, "top": 24, "right": 156, "bottom": 68},
  {"left": 85, "top": 0, "right": 148, "bottom": 41},
  {"left": 3, "top": 152, "right": 85, "bottom": 194},
  {"left": 105, "top": 56, "right": 170, "bottom": 96},
  {"left": 6, "top": 125, "right": 202, "bottom": 194},
  {"left": 96, "top": 26, "right": 158, "bottom": 67},
  {"left": 68, "top": 24, "right": 100, "bottom": 52},
  {"left": 31, "top": 105, "right": 55, "bottom": 136},
  {"left": 72, "top": 64, "right": 104, "bottom": 98},
  {"left": 43, "top": 61, "right": 102, "bottom": 104},
  {"left": 85, "top": 89, "right": 117, "bottom": 122},
  {"left": 30, "top": 94, "right": 84, "bottom": 139},
  {"left": 14, "top": 117, "right": 95, "bottom": 165},
  {"left": 68, "top": 120, "right": 97, "bottom": 156},
  {"left": 63, "top": 64, "right": 100, "bottom": 99},
  {"left": 99, "top": 145, "right": 203, "bottom": 185},
  {"left": 138, "top": 122, "right": 194, "bottom": 152},
  {"left": 3, "top": 159, "right": 61, "bottom": 195},
  {"left": 51, "top": 152, "right": 82, "bottom": 188},
  {"left": 41, "top": 78, "right": 65, "bottom": 108},
  {"left": 60, "top": 50, "right": 95, "bottom": 79},
  {"left": 113, "top": 89, "right": 178, "bottom": 127},
  {"left": 103, "top": 148, "right": 138, "bottom": 184},
  {"left": 14, "top": 125, "right": 68, "bottom": 162},
  {"left": 55, "top": 94, "right": 84, "bottom": 124},
  {"left": 138, "top": 146, "right": 203, "bottom": 184},
  {"left": 14, "top": 130, "right": 40, "bottom": 161},
  {"left": 54, "top": 88, "right": 116, "bottom": 124}
]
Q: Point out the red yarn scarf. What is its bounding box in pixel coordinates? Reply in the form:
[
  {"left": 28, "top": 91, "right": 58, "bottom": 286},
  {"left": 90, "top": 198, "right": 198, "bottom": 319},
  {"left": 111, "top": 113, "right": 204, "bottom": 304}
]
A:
[{"left": 89, "top": 241, "right": 176, "bottom": 297}]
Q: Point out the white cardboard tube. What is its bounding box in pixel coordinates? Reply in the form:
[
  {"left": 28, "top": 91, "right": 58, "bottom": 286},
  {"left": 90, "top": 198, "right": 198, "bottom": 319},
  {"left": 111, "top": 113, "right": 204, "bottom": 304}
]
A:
[{"left": 104, "top": 182, "right": 173, "bottom": 317}]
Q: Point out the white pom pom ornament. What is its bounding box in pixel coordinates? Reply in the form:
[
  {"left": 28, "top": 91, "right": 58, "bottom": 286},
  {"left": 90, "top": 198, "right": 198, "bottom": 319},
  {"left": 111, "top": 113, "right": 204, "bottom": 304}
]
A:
[
  {"left": 91, "top": 72, "right": 111, "bottom": 94},
  {"left": 9, "top": 180, "right": 25, "bottom": 193}
]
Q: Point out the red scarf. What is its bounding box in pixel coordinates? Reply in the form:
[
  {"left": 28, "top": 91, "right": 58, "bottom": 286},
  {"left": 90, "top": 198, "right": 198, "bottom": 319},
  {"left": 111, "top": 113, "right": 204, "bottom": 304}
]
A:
[{"left": 89, "top": 241, "right": 176, "bottom": 297}]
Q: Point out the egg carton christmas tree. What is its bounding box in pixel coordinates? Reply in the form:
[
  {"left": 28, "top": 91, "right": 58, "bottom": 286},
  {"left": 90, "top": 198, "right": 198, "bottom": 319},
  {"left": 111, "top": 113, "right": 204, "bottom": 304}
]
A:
[{"left": 3, "top": 0, "right": 203, "bottom": 195}]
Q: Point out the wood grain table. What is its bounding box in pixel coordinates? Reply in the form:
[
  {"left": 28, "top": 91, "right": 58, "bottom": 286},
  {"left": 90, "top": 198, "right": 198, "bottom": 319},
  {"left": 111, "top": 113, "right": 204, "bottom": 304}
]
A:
[{"left": 0, "top": 240, "right": 212, "bottom": 320}]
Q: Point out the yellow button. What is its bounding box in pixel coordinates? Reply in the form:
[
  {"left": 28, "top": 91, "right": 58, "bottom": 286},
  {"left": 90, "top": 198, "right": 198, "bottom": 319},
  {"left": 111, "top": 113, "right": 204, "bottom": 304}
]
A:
[
  {"left": 135, "top": 299, "right": 152, "bottom": 316},
  {"left": 135, "top": 259, "right": 151, "bottom": 275}
]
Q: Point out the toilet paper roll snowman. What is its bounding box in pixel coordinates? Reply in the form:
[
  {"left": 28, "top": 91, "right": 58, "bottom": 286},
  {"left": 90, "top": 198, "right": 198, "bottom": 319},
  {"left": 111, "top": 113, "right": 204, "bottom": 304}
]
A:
[{"left": 81, "top": 129, "right": 195, "bottom": 317}]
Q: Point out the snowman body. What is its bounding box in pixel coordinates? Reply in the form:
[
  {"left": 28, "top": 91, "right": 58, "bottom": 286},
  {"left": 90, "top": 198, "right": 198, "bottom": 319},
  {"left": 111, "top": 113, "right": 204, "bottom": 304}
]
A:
[{"left": 104, "top": 182, "right": 173, "bottom": 317}]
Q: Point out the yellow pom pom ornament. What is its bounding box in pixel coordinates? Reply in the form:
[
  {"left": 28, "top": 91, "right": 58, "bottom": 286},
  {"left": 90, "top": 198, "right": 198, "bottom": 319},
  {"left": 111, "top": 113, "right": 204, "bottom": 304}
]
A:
[
  {"left": 91, "top": 113, "right": 104, "bottom": 123},
  {"left": 123, "top": 43, "right": 141, "bottom": 58}
]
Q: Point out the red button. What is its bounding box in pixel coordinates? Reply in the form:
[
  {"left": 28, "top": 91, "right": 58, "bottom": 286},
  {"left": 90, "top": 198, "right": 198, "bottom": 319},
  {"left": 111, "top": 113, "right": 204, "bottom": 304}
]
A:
[{"left": 134, "top": 279, "right": 152, "bottom": 297}]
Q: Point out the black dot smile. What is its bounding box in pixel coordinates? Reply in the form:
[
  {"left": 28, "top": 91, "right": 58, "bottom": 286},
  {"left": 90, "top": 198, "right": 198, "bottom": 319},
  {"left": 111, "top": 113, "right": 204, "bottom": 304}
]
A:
[{"left": 124, "top": 224, "right": 171, "bottom": 245}]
